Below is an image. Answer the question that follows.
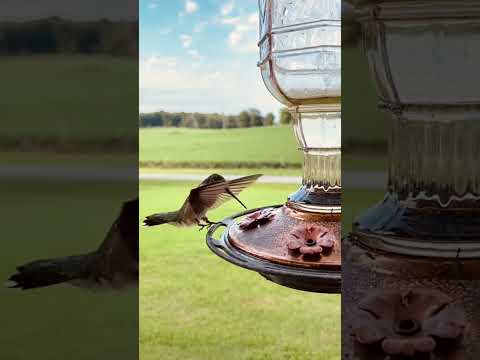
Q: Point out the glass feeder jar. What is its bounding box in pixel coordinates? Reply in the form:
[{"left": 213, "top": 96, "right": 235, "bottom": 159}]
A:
[
  {"left": 258, "top": 0, "right": 341, "bottom": 213},
  {"left": 204, "top": 0, "right": 343, "bottom": 294}
]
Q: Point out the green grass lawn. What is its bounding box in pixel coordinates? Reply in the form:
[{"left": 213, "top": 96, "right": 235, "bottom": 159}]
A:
[
  {"left": 140, "top": 166, "right": 302, "bottom": 177},
  {"left": 139, "top": 152, "right": 386, "bottom": 175},
  {"left": 139, "top": 126, "right": 301, "bottom": 167},
  {"left": 1, "top": 179, "right": 137, "bottom": 360},
  {"left": 0, "top": 55, "right": 137, "bottom": 141},
  {"left": 140, "top": 181, "right": 340, "bottom": 360},
  {"left": 139, "top": 125, "right": 387, "bottom": 172}
]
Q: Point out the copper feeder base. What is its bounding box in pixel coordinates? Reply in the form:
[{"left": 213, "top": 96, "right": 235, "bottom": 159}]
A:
[{"left": 206, "top": 204, "right": 341, "bottom": 293}]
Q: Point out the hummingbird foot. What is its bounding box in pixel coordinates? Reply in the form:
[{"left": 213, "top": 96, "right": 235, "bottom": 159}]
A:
[
  {"left": 198, "top": 218, "right": 220, "bottom": 231},
  {"left": 198, "top": 223, "right": 211, "bottom": 231}
]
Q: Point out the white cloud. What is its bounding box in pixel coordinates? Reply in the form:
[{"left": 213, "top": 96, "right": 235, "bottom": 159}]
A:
[
  {"left": 194, "top": 21, "right": 208, "bottom": 33},
  {"left": 180, "top": 34, "right": 193, "bottom": 48},
  {"left": 228, "top": 26, "right": 247, "bottom": 46},
  {"left": 139, "top": 56, "right": 280, "bottom": 115},
  {"left": 185, "top": 0, "right": 199, "bottom": 14},
  {"left": 142, "top": 55, "right": 177, "bottom": 73},
  {"left": 221, "top": 1, "right": 235, "bottom": 16},
  {"left": 220, "top": 16, "right": 240, "bottom": 25},
  {"left": 188, "top": 49, "right": 204, "bottom": 60},
  {"left": 224, "top": 13, "right": 259, "bottom": 53},
  {"left": 248, "top": 12, "right": 259, "bottom": 25}
]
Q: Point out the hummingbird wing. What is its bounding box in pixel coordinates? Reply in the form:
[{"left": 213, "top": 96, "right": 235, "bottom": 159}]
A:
[
  {"left": 97, "top": 198, "right": 138, "bottom": 260},
  {"left": 188, "top": 174, "right": 262, "bottom": 213},
  {"left": 93, "top": 198, "right": 139, "bottom": 288}
]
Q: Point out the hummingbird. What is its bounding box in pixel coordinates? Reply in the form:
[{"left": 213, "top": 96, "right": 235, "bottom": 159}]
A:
[
  {"left": 6, "top": 198, "right": 138, "bottom": 290},
  {"left": 143, "top": 174, "right": 262, "bottom": 230}
]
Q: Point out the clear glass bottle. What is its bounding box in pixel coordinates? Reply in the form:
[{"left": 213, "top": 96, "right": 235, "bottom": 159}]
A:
[{"left": 258, "top": 0, "right": 341, "bottom": 213}]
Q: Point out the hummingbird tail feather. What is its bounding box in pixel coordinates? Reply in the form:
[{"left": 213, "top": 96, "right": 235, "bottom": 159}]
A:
[
  {"left": 7, "top": 254, "right": 91, "bottom": 290},
  {"left": 143, "top": 214, "right": 167, "bottom": 226}
]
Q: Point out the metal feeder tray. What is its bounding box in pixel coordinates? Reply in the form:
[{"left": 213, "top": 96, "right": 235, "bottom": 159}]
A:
[{"left": 206, "top": 205, "right": 341, "bottom": 293}]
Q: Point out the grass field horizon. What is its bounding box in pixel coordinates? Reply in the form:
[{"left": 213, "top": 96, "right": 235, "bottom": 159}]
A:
[
  {"left": 140, "top": 125, "right": 302, "bottom": 168},
  {"left": 140, "top": 46, "right": 388, "bottom": 173},
  {"left": 139, "top": 125, "right": 386, "bottom": 173}
]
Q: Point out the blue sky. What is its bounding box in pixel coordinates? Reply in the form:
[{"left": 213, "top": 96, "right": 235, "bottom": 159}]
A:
[{"left": 139, "top": 0, "right": 280, "bottom": 116}]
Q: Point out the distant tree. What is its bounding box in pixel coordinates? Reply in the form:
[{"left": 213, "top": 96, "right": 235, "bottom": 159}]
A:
[
  {"left": 195, "top": 113, "right": 208, "bottom": 128},
  {"left": 0, "top": 18, "right": 137, "bottom": 57},
  {"left": 264, "top": 112, "right": 275, "bottom": 126},
  {"left": 247, "top": 108, "right": 263, "bottom": 127},
  {"left": 238, "top": 111, "right": 250, "bottom": 128},
  {"left": 279, "top": 108, "right": 293, "bottom": 125},
  {"left": 182, "top": 114, "right": 198, "bottom": 128},
  {"left": 208, "top": 115, "right": 223, "bottom": 129},
  {"left": 139, "top": 113, "right": 164, "bottom": 127},
  {"left": 224, "top": 115, "right": 238, "bottom": 128},
  {"left": 140, "top": 109, "right": 282, "bottom": 129},
  {"left": 171, "top": 114, "right": 183, "bottom": 127},
  {"left": 163, "top": 116, "right": 173, "bottom": 127}
]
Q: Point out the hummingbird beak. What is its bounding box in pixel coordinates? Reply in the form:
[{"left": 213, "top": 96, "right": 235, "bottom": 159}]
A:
[{"left": 226, "top": 188, "right": 247, "bottom": 209}]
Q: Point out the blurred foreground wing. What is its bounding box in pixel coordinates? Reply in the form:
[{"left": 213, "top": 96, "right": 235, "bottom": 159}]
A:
[{"left": 94, "top": 198, "right": 138, "bottom": 288}]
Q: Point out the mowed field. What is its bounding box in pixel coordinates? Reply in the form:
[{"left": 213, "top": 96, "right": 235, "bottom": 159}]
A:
[
  {"left": 139, "top": 126, "right": 301, "bottom": 167},
  {"left": 140, "top": 181, "right": 340, "bottom": 360},
  {"left": 138, "top": 117, "right": 386, "bottom": 360},
  {"left": 0, "top": 56, "right": 137, "bottom": 141},
  {"left": 139, "top": 125, "right": 386, "bottom": 172}
]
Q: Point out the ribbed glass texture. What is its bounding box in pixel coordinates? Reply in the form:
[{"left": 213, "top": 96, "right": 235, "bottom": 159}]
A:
[
  {"left": 295, "top": 111, "right": 341, "bottom": 192},
  {"left": 258, "top": 0, "right": 341, "bottom": 104},
  {"left": 389, "top": 117, "right": 480, "bottom": 208}
]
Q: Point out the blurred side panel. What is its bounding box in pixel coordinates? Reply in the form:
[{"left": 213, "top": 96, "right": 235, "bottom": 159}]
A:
[
  {"left": 343, "top": 1, "right": 480, "bottom": 359},
  {"left": 0, "top": 1, "right": 138, "bottom": 359}
]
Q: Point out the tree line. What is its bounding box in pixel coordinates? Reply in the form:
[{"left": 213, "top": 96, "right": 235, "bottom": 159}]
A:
[
  {"left": 139, "top": 108, "right": 293, "bottom": 129},
  {"left": 0, "top": 17, "right": 137, "bottom": 56}
]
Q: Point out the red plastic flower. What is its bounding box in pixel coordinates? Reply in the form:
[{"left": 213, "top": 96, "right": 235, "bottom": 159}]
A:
[
  {"left": 238, "top": 208, "right": 276, "bottom": 230},
  {"left": 351, "top": 288, "right": 467, "bottom": 358},
  {"left": 286, "top": 223, "right": 335, "bottom": 259}
]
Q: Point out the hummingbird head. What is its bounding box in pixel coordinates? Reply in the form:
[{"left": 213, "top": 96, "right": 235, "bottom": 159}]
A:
[{"left": 209, "top": 174, "right": 225, "bottom": 181}]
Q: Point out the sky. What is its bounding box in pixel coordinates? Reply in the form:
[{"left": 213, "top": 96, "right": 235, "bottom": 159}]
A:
[{"left": 139, "top": 0, "right": 281, "bottom": 116}]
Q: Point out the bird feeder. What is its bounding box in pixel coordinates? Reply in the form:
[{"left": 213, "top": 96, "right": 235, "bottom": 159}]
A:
[
  {"left": 207, "top": 0, "right": 341, "bottom": 293},
  {"left": 343, "top": 1, "right": 480, "bottom": 358}
]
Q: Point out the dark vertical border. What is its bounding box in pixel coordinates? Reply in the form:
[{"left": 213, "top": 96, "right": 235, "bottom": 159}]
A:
[{"left": 0, "top": 1, "right": 139, "bottom": 359}]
